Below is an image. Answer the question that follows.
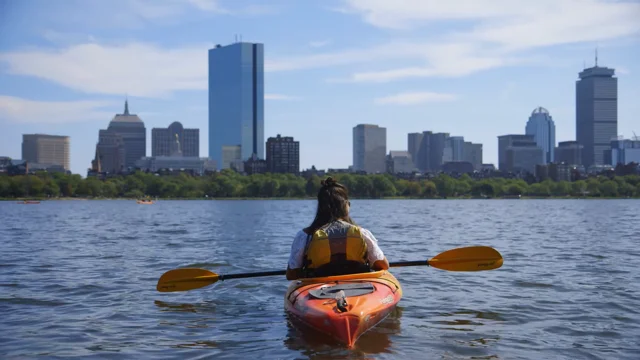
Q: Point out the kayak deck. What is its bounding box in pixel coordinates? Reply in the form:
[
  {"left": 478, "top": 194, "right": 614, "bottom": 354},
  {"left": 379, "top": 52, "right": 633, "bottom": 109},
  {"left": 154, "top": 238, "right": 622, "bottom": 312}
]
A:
[{"left": 284, "top": 270, "right": 402, "bottom": 347}]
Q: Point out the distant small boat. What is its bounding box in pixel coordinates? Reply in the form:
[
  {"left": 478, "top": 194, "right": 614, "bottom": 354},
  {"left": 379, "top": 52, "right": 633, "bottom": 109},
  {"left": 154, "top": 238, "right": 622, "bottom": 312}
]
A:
[
  {"left": 18, "top": 200, "right": 41, "bottom": 204},
  {"left": 136, "top": 200, "right": 154, "bottom": 205}
]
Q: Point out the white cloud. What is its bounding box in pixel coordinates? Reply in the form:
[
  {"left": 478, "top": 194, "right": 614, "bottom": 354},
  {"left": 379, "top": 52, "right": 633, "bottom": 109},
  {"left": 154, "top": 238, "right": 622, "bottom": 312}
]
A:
[
  {"left": 309, "top": 40, "right": 332, "bottom": 48},
  {"left": 0, "top": 96, "right": 119, "bottom": 124},
  {"left": 332, "top": 0, "right": 640, "bottom": 81},
  {"left": 0, "top": 43, "right": 208, "bottom": 97},
  {"left": 1, "top": 0, "right": 637, "bottom": 98},
  {"left": 265, "top": 94, "right": 300, "bottom": 101},
  {"left": 374, "top": 92, "right": 458, "bottom": 105}
]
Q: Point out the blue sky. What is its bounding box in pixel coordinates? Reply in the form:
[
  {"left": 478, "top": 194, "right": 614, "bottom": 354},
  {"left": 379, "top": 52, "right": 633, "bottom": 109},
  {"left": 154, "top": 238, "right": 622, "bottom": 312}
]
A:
[{"left": 1, "top": 0, "right": 639, "bottom": 175}]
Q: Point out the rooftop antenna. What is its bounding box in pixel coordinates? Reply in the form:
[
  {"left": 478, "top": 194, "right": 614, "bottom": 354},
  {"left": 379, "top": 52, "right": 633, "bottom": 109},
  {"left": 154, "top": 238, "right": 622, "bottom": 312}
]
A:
[
  {"left": 240, "top": 34, "right": 242, "bottom": 42},
  {"left": 595, "top": 46, "right": 598, "bottom": 67}
]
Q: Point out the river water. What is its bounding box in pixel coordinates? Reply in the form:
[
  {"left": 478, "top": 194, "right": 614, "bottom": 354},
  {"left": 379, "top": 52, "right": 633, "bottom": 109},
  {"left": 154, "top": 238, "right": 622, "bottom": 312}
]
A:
[{"left": 1, "top": 199, "right": 639, "bottom": 359}]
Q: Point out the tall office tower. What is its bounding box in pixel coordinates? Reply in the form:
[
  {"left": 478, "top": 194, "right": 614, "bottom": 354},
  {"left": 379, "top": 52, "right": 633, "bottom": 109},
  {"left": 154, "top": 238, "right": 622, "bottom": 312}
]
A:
[
  {"left": 93, "top": 100, "right": 146, "bottom": 173},
  {"left": 445, "top": 136, "right": 465, "bottom": 162},
  {"left": 208, "top": 42, "right": 264, "bottom": 169},
  {"left": 353, "top": 124, "right": 387, "bottom": 174},
  {"left": 152, "top": 122, "right": 199, "bottom": 157},
  {"left": 407, "top": 132, "right": 423, "bottom": 168},
  {"left": 526, "top": 106, "right": 556, "bottom": 164},
  {"left": 266, "top": 134, "right": 300, "bottom": 174},
  {"left": 576, "top": 53, "right": 617, "bottom": 167},
  {"left": 463, "top": 141, "right": 483, "bottom": 171},
  {"left": 21, "top": 134, "right": 70, "bottom": 170},
  {"left": 414, "top": 131, "right": 449, "bottom": 173}
]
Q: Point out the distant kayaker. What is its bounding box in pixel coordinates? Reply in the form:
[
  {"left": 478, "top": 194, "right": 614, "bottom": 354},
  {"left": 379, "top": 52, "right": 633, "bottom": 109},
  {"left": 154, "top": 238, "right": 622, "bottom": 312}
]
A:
[{"left": 286, "top": 177, "right": 390, "bottom": 280}]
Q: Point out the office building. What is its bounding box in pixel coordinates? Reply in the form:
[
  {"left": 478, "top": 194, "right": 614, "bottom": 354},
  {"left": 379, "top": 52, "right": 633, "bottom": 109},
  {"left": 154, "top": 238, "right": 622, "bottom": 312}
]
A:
[
  {"left": 411, "top": 131, "right": 450, "bottom": 173},
  {"left": 222, "top": 145, "right": 241, "bottom": 170},
  {"left": 152, "top": 122, "right": 199, "bottom": 157},
  {"left": 135, "top": 156, "right": 216, "bottom": 175},
  {"left": 244, "top": 154, "right": 267, "bottom": 175},
  {"left": 498, "top": 134, "right": 537, "bottom": 171},
  {"left": 608, "top": 137, "right": 640, "bottom": 165},
  {"left": 386, "top": 151, "right": 415, "bottom": 174},
  {"left": 353, "top": 124, "right": 387, "bottom": 174},
  {"left": 208, "top": 42, "right": 264, "bottom": 169},
  {"left": 21, "top": 134, "right": 70, "bottom": 170},
  {"left": 93, "top": 100, "right": 146, "bottom": 173},
  {"left": 94, "top": 131, "right": 125, "bottom": 174},
  {"left": 526, "top": 106, "right": 556, "bottom": 164},
  {"left": 266, "top": 134, "right": 300, "bottom": 174},
  {"left": 463, "top": 142, "right": 483, "bottom": 171},
  {"left": 576, "top": 56, "right": 617, "bottom": 167},
  {"left": 556, "top": 141, "right": 583, "bottom": 165},
  {"left": 407, "top": 132, "right": 423, "bottom": 168},
  {"left": 447, "top": 136, "right": 465, "bottom": 162},
  {"left": 506, "top": 145, "right": 544, "bottom": 174}
]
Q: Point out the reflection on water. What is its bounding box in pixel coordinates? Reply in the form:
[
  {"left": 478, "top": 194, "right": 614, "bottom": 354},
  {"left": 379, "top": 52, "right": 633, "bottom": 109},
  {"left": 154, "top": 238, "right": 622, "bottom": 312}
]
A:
[
  {"left": 283, "top": 307, "right": 403, "bottom": 359},
  {"left": 154, "top": 300, "right": 218, "bottom": 314}
]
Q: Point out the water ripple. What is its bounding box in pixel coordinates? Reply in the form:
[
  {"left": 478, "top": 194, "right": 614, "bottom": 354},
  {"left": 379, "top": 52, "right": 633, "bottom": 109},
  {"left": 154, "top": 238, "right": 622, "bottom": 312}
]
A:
[{"left": 0, "top": 199, "right": 639, "bottom": 359}]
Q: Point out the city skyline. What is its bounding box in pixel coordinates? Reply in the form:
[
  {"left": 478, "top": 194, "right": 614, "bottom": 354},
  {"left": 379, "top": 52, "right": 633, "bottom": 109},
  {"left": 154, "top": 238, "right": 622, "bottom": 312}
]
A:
[{"left": 1, "top": 0, "right": 639, "bottom": 175}]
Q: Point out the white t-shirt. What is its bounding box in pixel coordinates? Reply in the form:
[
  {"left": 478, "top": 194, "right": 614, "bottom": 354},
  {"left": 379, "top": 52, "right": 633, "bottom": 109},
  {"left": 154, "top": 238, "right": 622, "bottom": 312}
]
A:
[{"left": 287, "top": 222, "right": 386, "bottom": 269}]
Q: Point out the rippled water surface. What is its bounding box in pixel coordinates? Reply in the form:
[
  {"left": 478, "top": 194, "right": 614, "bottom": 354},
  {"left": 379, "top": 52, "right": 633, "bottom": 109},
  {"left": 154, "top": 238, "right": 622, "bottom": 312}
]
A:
[{"left": 1, "top": 199, "right": 639, "bottom": 359}]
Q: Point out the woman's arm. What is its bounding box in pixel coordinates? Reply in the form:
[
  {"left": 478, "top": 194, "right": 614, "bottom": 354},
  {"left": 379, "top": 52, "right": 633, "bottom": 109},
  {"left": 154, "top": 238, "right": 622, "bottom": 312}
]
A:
[
  {"left": 361, "top": 228, "right": 389, "bottom": 270},
  {"left": 286, "top": 230, "right": 307, "bottom": 280}
]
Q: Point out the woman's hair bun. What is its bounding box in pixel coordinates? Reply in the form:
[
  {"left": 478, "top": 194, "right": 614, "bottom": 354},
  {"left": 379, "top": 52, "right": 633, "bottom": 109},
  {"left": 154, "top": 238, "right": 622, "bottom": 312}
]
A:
[{"left": 321, "top": 176, "right": 337, "bottom": 188}]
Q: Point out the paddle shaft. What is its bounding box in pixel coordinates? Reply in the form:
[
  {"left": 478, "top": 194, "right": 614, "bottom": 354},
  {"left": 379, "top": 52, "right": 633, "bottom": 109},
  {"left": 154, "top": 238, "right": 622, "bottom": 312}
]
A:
[
  {"left": 219, "top": 261, "right": 427, "bottom": 280},
  {"left": 220, "top": 269, "right": 286, "bottom": 281},
  {"left": 390, "top": 260, "right": 429, "bottom": 267}
]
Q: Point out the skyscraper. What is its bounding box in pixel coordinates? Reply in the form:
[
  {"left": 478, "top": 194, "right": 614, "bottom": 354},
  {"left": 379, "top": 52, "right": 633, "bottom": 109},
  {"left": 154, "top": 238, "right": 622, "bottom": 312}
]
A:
[
  {"left": 266, "top": 134, "right": 300, "bottom": 174},
  {"left": 407, "top": 132, "right": 423, "bottom": 167},
  {"left": 152, "top": 122, "right": 199, "bottom": 157},
  {"left": 353, "top": 124, "right": 386, "bottom": 174},
  {"left": 525, "top": 106, "right": 556, "bottom": 164},
  {"left": 208, "top": 42, "right": 264, "bottom": 170},
  {"left": 576, "top": 55, "right": 617, "bottom": 167},
  {"left": 22, "top": 134, "right": 70, "bottom": 170},
  {"left": 93, "top": 100, "right": 146, "bottom": 173},
  {"left": 463, "top": 142, "right": 483, "bottom": 171}
]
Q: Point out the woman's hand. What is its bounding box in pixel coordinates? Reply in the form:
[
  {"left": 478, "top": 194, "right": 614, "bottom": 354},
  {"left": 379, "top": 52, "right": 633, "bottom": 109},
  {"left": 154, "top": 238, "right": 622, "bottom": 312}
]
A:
[
  {"left": 372, "top": 257, "right": 390, "bottom": 271},
  {"left": 286, "top": 266, "right": 303, "bottom": 280}
]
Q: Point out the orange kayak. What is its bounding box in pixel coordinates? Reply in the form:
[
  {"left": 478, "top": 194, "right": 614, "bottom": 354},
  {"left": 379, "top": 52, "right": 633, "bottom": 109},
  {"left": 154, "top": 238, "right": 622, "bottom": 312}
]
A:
[{"left": 284, "top": 270, "right": 402, "bottom": 347}]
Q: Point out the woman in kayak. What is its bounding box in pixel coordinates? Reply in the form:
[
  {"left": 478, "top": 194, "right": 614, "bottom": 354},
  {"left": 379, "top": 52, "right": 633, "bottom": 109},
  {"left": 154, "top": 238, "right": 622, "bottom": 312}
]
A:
[{"left": 286, "top": 177, "right": 390, "bottom": 280}]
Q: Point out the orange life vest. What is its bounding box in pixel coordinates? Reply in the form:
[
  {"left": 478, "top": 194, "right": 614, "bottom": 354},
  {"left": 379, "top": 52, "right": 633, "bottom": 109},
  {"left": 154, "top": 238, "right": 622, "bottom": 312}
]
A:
[{"left": 302, "top": 220, "right": 370, "bottom": 277}]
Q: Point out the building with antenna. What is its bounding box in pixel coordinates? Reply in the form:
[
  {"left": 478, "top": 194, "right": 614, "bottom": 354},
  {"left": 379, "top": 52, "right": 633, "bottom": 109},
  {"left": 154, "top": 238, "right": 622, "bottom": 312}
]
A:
[
  {"left": 92, "top": 100, "right": 146, "bottom": 173},
  {"left": 208, "top": 41, "right": 264, "bottom": 170},
  {"left": 576, "top": 49, "right": 617, "bottom": 168}
]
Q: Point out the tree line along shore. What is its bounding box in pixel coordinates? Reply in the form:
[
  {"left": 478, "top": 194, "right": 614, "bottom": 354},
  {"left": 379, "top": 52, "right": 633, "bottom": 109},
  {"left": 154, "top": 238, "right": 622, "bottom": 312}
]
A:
[{"left": 2, "top": 170, "right": 640, "bottom": 200}]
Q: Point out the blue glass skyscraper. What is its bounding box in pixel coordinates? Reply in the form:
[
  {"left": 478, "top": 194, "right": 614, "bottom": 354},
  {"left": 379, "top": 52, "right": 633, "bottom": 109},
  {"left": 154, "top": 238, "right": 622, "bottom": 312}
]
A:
[
  {"left": 525, "top": 106, "right": 556, "bottom": 164},
  {"left": 208, "top": 42, "right": 264, "bottom": 169}
]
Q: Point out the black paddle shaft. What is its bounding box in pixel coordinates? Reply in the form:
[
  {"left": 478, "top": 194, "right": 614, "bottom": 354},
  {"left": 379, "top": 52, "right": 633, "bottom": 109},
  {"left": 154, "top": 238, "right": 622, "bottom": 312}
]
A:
[
  {"left": 390, "top": 260, "right": 430, "bottom": 267},
  {"left": 217, "top": 260, "right": 430, "bottom": 281},
  {"left": 219, "top": 270, "right": 286, "bottom": 281}
]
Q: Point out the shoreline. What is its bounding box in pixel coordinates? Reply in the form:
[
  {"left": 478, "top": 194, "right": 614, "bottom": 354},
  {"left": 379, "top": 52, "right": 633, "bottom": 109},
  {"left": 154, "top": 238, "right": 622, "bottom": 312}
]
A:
[{"left": 3, "top": 196, "right": 637, "bottom": 201}]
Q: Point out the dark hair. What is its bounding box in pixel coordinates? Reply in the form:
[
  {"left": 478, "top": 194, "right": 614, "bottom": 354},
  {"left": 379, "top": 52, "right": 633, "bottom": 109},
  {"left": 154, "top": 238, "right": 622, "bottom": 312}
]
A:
[{"left": 304, "top": 177, "right": 356, "bottom": 235}]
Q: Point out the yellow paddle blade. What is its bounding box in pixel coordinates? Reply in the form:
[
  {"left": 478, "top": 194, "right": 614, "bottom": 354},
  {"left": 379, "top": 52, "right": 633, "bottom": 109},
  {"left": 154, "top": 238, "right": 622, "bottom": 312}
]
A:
[
  {"left": 156, "top": 268, "right": 219, "bottom": 292},
  {"left": 428, "top": 246, "right": 503, "bottom": 271}
]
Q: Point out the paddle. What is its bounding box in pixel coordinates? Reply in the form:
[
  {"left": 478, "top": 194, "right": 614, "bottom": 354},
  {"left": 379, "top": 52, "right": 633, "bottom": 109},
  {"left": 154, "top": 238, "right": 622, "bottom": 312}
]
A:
[{"left": 156, "top": 245, "right": 503, "bottom": 293}]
